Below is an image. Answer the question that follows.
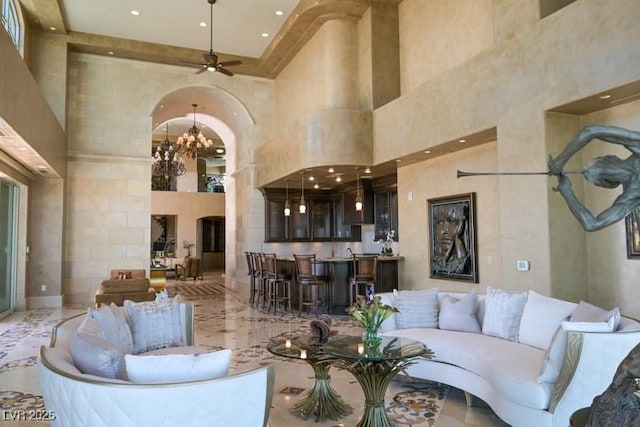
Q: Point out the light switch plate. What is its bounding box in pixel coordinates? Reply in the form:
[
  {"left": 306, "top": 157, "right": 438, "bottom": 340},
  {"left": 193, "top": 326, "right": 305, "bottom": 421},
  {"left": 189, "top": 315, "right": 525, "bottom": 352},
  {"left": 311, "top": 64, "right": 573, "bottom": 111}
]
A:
[{"left": 516, "top": 260, "right": 530, "bottom": 271}]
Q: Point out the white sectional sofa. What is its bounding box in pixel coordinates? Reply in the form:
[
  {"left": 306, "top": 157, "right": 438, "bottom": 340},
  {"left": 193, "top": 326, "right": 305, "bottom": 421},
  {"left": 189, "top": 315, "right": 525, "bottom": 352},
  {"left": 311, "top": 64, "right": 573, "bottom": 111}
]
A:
[
  {"left": 38, "top": 300, "right": 275, "bottom": 427},
  {"left": 378, "top": 288, "right": 640, "bottom": 427}
]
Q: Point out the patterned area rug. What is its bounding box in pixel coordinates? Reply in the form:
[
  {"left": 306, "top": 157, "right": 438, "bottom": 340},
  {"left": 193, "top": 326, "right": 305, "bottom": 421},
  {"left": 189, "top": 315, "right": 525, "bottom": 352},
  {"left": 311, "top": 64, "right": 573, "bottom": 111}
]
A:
[
  {"left": 386, "top": 380, "right": 450, "bottom": 426},
  {"left": 166, "top": 280, "right": 226, "bottom": 299}
]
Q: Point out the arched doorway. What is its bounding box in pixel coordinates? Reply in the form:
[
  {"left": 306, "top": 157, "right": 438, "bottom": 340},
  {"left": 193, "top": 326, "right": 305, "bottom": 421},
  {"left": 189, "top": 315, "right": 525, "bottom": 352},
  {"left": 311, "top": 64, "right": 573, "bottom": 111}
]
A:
[{"left": 149, "top": 84, "right": 255, "bottom": 276}]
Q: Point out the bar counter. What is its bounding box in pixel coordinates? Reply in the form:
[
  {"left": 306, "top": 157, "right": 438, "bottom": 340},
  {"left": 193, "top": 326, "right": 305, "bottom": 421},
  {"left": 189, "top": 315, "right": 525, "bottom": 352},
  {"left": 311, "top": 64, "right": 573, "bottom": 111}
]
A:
[{"left": 276, "top": 256, "right": 403, "bottom": 315}]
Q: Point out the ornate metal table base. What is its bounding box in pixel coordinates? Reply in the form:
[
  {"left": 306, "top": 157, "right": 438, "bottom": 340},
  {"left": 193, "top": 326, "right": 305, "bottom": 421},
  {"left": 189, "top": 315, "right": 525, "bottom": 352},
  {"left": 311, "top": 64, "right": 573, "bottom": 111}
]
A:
[{"left": 292, "top": 359, "right": 352, "bottom": 421}]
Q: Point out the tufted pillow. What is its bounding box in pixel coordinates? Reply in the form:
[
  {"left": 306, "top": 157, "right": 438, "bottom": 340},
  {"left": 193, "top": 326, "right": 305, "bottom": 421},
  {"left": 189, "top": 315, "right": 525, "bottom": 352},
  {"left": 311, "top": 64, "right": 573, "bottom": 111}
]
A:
[
  {"left": 518, "top": 291, "right": 576, "bottom": 350},
  {"left": 124, "top": 297, "right": 185, "bottom": 354},
  {"left": 438, "top": 289, "right": 481, "bottom": 333},
  {"left": 482, "top": 287, "right": 528, "bottom": 342},
  {"left": 70, "top": 316, "right": 126, "bottom": 379},
  {"left": 570, "top": 301, "right": 621, "bottom": 331},
  {"left": 537, "top": 318, "right": 615, "bottom": 383},
  {"left": 393, "top": 288, "right": 439, "bottom": 329},
  {"left": 125, "top": 349, "right": 232, "bottom": 384},
  {"left": 89, "top": 303, "right": 134, "bottom": 353}
]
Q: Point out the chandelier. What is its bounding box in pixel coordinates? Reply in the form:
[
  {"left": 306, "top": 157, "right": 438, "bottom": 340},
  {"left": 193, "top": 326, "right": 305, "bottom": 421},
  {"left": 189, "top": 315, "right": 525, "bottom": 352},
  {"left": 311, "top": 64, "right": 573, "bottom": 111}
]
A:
[
  {"left": 176, "top": 103, "right": 214, "bottom": 159},
  {"left": 152, "top": 125, "right": 186, "bottom": 181}
]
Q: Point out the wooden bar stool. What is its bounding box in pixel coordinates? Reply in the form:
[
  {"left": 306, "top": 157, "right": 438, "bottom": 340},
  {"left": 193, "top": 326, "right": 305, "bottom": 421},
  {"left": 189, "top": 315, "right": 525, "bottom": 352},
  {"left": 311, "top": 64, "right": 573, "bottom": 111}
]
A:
[
  {"left": 245, "top": 251, "right": 257, "bottom": 305},
  {"left": 349, "top": 254, "right": 377, "bottom": 304},
  {"left": 294, "top": 254, "right": 326, "bottom": 317},
  {"left": 263, "top": 253, "right": 292, "bottom": 314},
  {"left": 252, "top": 252, "right": 267, "bottom": 308}
]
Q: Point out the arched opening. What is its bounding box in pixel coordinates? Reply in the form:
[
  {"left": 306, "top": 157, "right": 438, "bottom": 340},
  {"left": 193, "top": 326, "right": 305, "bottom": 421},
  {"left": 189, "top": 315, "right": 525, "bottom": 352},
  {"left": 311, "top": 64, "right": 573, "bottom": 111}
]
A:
[{"left": 149, "top": 84, "right": 254, "bottom": 274}]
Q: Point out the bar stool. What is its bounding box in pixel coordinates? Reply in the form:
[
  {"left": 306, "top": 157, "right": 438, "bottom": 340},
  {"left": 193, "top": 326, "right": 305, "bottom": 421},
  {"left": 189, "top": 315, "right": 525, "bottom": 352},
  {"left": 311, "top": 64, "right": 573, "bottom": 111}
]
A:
[
  {"left": 349, "top": 254, "right": 378, "bottom": 304},
  {"left": 263, "top": 253, "right": 292, "bottom": 314},
  {"left": 252, "top": 252, "right": 267, "bottom": 308},
  {"left": 245, "top": 251, "right": 257, "bottom": 305},
  {"left": 294, "top": 254, "right": 326, "bottom": 317}
]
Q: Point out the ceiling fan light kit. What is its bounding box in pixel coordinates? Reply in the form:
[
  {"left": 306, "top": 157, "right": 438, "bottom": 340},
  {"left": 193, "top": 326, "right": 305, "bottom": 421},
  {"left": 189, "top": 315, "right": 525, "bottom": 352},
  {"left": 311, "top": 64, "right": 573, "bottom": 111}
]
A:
[{"left": 195, "top": 0, "right": 242, "bottom": 76}]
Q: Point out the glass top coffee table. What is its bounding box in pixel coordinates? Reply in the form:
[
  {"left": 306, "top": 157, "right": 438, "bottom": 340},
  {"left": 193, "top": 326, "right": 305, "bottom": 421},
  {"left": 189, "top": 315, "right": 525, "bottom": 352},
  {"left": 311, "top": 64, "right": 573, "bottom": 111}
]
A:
[
  {"left": 321, "top": 335, "right": 431, "bottom": 427},
  {"left": 266, "top": 335, "right": 352, "bottom": 421}
]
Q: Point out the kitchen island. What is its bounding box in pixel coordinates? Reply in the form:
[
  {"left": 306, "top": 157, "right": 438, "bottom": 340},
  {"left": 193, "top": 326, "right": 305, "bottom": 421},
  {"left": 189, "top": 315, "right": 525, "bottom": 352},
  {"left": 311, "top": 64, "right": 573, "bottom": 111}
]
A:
[{"left": 276, "top": 256, "right": 403, "bottom": 315}]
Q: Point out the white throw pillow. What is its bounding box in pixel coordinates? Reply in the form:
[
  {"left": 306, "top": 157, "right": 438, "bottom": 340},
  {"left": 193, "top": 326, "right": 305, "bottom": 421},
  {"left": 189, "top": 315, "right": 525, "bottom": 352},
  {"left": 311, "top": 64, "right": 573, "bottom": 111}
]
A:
[
  {"left": 570, "top": 300, "right": 621, "bottom": 331},
  {"left": 438, "top": 289, "right": 481, "bottom": 333},
  {"left": 70, "top": 316, "right": 126, "bottom": 379},
  {"left": 393, "top": 288, "right": 439, "bottom": 329},
  {"left": 537, "top": 318, "right": 615, "bottom": 383},
  {"left": 481, "top": 287, "right": 528, "bottom": 342},
  {"left": 89, "top": 303, "right": 134, "bottom": 353},
  {"left": 518, "top": 291, "right": 576, "bottom": 350},
  {"left": 125, "top": 349, "right": 232, "bottom": 384},
  {"left": 125, "top": 298, "right": 186, "bottom": 354}
]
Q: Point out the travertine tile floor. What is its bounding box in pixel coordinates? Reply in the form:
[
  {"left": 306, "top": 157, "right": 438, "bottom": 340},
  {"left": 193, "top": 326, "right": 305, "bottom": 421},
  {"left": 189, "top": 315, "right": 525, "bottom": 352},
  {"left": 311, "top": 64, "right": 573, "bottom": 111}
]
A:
[{"left": 0, "top": 272, "right": 506, "bottom": 426}]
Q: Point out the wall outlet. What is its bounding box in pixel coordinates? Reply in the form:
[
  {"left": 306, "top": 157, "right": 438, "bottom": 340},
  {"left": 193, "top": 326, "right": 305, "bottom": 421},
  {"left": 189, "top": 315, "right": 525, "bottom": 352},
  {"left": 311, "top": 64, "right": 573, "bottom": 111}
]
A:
[
  {"left": 41, "top": 284, "right": 46, "bottom": 292},
  {"left": 516, "top": 260, "right": 530, "bottom": 271}
]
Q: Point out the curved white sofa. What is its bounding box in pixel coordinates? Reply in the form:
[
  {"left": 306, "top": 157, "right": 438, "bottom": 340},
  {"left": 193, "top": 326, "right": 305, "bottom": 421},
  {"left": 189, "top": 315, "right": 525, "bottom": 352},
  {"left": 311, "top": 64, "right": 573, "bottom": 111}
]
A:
[
  {"left": 38, "top": 302, "right": 275, "bottom": 427},
  {"left": 378, "top": 290, "right": 640, "bottom": 427}
]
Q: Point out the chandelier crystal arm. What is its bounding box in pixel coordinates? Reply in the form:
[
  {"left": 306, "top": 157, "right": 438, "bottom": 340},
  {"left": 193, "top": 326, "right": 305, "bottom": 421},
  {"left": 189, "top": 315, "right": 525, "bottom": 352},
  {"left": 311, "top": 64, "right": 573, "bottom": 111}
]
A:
[{"left": 175, "top": 104, "right": 214, "bottom": 159}]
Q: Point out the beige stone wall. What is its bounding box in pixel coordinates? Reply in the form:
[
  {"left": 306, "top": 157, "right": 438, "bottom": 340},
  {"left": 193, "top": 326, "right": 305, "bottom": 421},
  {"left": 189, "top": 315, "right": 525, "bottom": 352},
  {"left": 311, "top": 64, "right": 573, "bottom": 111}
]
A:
[
  {"left": 398, "top": 0, "right": 494, "bottom": 93},
  {"left": 397, "top": 143, "right": 502, "bottom": 292},
  {"left": 64, "top": 53, "right": 273, "bottom": 304}
]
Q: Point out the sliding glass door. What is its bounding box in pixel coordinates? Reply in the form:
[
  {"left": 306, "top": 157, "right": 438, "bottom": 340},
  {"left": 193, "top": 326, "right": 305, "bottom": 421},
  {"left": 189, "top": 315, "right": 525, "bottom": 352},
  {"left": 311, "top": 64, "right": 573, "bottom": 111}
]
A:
[{"left": 0, "top": 179, "right": 17, "bottom": 314}]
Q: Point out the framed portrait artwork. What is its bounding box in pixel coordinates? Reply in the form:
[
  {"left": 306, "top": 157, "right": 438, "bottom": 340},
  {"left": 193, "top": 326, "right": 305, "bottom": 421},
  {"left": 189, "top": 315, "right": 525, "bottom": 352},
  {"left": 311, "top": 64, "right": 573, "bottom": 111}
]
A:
[
  {"left": 427, "top": 192, "right": 478, "bottom": 282},
  {"left": 625, "top": 207, "right": 640, "bottom": 258}
]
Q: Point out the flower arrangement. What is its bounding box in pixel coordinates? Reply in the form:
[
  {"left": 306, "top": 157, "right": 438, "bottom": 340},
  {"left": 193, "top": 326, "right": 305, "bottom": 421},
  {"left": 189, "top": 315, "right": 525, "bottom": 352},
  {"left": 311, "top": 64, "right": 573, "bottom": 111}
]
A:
[
  {"left": 377, "top": 230, "right": 395, "bottom": 256},
  {"left": 347, "top": 295, "right": 398, "bottom": 345}
]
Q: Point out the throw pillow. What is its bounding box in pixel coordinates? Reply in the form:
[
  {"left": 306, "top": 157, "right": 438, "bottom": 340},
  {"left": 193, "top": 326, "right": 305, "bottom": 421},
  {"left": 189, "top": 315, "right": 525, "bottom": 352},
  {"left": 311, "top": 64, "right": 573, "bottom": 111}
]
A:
[
  {"left": 70, "top": 316, "right": 126, "bottom": 379},
  {"left": 393, "top": 288, "right": 439, "bottom": 329},
  {"left": 537, "top": 319, "right": 615, "bottom": 383},
  {"left": 570, "top": 301, "right": 621, "bottom": 331},
  {"left": 89, "top": 303, "right": 134, "bottom": 354},
  {"left": 125, "top": 349, "right": 232, "bottom": 384},
  {"left": 125, "top": 297, "right": 185, "bottom": 354},
  {"left": 518, "top": 291, "right": 576, "bottom": 350},
  {"left": 481, "top": 287, "right": 528, "bottom": 341},
  {"left": 438, "top": 289, "right": 481, "bottom": 333}
]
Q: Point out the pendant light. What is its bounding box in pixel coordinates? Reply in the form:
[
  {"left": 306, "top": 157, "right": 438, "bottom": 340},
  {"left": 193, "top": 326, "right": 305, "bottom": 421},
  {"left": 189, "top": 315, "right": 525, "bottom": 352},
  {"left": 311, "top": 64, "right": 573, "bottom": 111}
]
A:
[
  {"left": 355, "top": 171, "right": 363, "bottom": 211},
  {"left": 299, "top": 173, "right": 306, "bottom": 214},
  {"left": 284, "top": 180, "right": 291, "bottom": 217}
]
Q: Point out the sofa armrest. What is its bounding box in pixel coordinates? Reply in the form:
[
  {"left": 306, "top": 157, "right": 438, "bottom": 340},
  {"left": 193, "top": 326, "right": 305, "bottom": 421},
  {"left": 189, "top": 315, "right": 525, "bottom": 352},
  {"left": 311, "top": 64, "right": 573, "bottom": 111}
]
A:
[{"left": 549, "top": 330, "right": 640, "bottom": 424}]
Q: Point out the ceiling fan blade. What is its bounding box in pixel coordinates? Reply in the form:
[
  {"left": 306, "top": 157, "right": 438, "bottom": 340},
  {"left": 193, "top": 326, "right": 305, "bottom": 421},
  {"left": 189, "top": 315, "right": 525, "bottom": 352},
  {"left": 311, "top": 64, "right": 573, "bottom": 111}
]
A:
[
  {"left": 216, "top": 66, "right": 234, "bottom": 77},
  {"left": 218, "top": 60, "right": 242, "bottom": 67},
  {"left": 195, "top": 66, "right": 207, "bottom": 75}
]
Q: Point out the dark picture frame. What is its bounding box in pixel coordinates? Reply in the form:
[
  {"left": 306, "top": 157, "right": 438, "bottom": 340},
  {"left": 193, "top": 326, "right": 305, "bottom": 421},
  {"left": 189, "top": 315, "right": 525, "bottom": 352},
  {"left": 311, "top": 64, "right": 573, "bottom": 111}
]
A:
[
  {"left": 427, "top": 192, "right": 478, "bottom": 283},
  {"left": 625, "top": 207, "right": 640, "bottom": 259}
]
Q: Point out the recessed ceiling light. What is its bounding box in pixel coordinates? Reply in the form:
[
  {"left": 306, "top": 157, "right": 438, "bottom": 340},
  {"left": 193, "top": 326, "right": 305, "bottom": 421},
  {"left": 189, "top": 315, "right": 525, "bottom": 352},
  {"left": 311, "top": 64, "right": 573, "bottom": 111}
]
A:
[
  {"left": 395, "top": 159, "right": 402, "bottom": 163},
  {"left": 215, "top": 147, "right": 224, "bottom": 154},
  {"left": 130, "top": 10, "right": 140, "bottom": 16},
  {"left": 328, "top": 167, "right": 334, "bottom": 173},
  {"left": 458, "top": 139, "right": 467, "bottom": 143},
  {"left": 199, "top": 22, "right": 207, "bottom": 28},
  {"left": 313, "top": 184, "right": 319, "bottom": 189},
  {"left": 424, "top": 150, "right": 431, "bottom": 154},
  {"left": 275, "top": 10, "right": 284, "bottom": 16},
  {"left": 108, "top": 51, "right": 114, "bottom": 55},
  {"left": 49, "top": 26, "right": 56, "bottom": 31},
  {"left": 336, "top": 176, "right": 342, "bottom": 182},
  {"left": 308, "top": 176, "right": 315, "bottom": 181},
  {"left": 261, "top": 33, "right": 269, "bottom": 38},
  {"left": 364, "top": 167, "right": 371, "bottom": 174},
  {"left": 599, "top": 94, "right": 611, "bottom": 100}
]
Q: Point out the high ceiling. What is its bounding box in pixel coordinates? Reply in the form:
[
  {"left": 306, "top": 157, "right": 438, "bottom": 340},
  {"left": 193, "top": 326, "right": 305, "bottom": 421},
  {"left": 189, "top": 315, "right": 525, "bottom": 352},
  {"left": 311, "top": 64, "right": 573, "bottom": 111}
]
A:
[{"left": 58, "top": 0, "right": 300, "bottom": 59}]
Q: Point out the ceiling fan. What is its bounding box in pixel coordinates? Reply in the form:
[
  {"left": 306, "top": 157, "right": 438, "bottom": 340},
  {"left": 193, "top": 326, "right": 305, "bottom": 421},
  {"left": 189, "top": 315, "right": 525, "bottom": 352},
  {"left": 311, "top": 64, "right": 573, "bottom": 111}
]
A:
[{"left": 196, "top": 0, "right": 241, "bottom": 76}]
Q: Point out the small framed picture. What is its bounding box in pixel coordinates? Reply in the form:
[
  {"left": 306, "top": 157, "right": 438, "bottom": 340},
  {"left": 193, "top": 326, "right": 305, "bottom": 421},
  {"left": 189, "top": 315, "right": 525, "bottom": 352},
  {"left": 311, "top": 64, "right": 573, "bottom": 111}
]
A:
[
  {"left": 427, "top": 192, "right": 478, "bottom": 282},
  {"left": 625, "top": 207, "right": 640, "bottom": 259}
]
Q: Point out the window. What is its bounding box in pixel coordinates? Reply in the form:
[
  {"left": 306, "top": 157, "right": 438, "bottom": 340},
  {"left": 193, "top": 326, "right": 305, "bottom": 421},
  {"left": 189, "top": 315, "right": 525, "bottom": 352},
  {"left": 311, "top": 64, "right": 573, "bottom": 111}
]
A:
[{"left": 1, "top": 0, "right": 20, "bottom": 49}]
